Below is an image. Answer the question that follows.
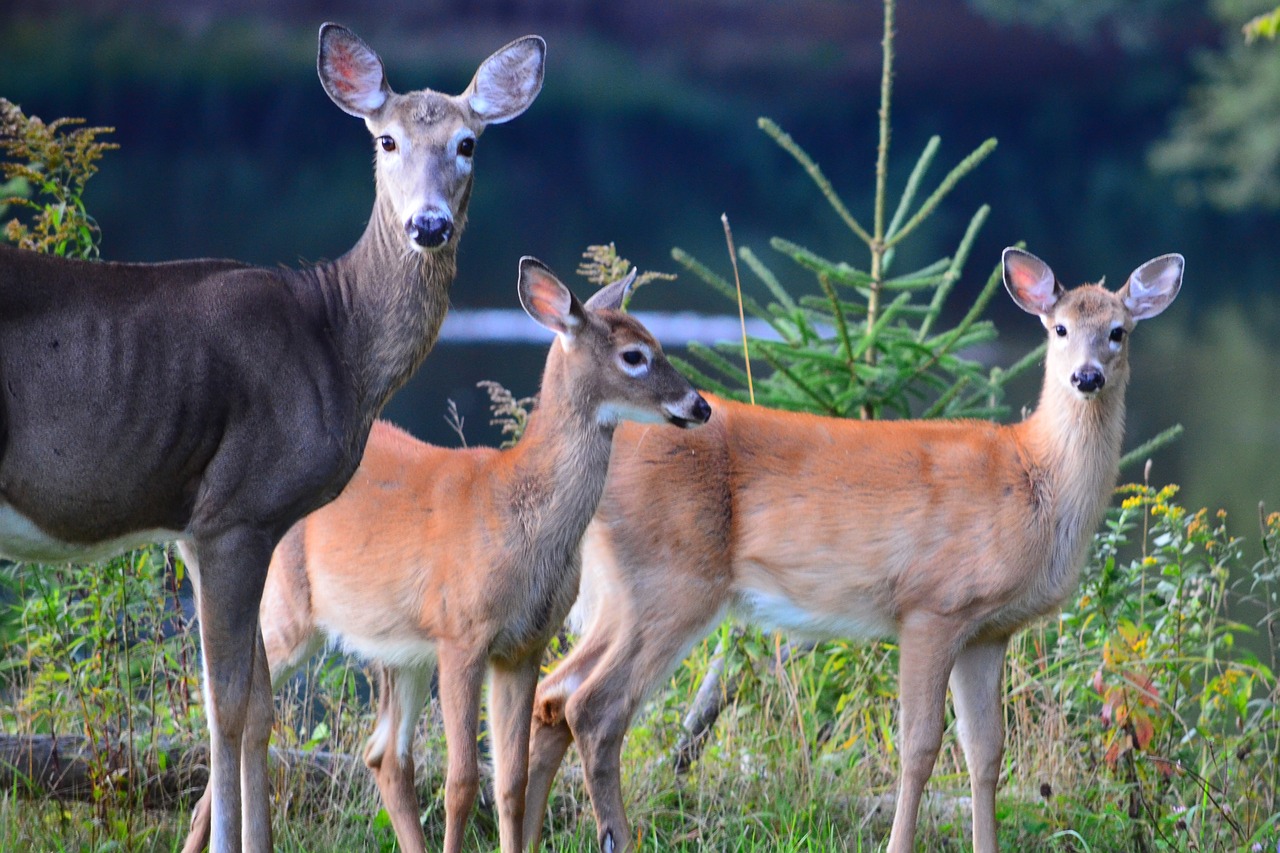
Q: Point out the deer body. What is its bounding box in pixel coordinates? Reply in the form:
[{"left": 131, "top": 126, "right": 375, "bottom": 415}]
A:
[
  {"left": 0, "top": 24, "right": 544, "bottom": 853},
  {"left": 181, "top": 259, "right": 710, "bottom": 853},
  {"left": 524, "top": 248, "right": 1183, "bottom": 853}
]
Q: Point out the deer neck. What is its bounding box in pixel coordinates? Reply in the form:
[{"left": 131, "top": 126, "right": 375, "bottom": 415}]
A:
[
  {"left": 504, "top": 352, "right": 615, "bottom": 564},
  {"left": 1019, "top": 372, "right": 1128, "bottom": 576},
  {"left": 323, "top": 192, "right": 464, "bottom": 415}
]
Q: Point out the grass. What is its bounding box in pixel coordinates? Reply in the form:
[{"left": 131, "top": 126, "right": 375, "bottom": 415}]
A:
[{"left": 2, "top": 484, "right": 1279, "bottom": 852}]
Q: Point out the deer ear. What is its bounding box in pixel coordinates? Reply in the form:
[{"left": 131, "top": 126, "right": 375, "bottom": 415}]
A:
[
  {"left": 1003, "top": 247, "right": 1062, "bottom": 317},
  {"left": 466, "top": 35, "right": 546, "bottom": 125},
  {"left": 318, "top": 23, "right": 391, "bottom": 118},
  {"left": 518, "top": 257, "right": 585, "bottom": 337},
  {"left": 1120, "top": 253, "right": 1183, "bottom": 321},
  {"left": 583, "top": 267, "right": 638, "bottom": 313}
]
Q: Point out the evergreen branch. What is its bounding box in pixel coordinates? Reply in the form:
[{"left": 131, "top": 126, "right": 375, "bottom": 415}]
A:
[
  {"left": 758, "top": 117, "right": 873, "bottom": 246},
  {"left": 884, "top": 136, "right": 940, "bottom": 271},
  {"left": 770, "top": 237, "right": 873, "bottom": 288},
  {"left": 885, "top": 138, "right": 997, "bottom": 250},
  {"left": 854, "top": 290, "right": 913, "bottom": 361},
  {"left": 672, "top": 247, "right": 773, "bottom": 322},
  {"left": 881, "top": 274, "right": 948, "bottom": 291},
  {"left": 882, "top": 261, "right": 1001, "bottom": 396},
  {"left": 998, "top": 341, "right": 1048, "bottom": 385},
  {"left": 686, "top": 341, "right": 752, "bottom": 388},
  {"left": 918, "top": 204, "right": 989, "bottom": 340},
  {"left": 920, "top": 375, "right": 970, "bottom": 419},
  {"left": 1120, "top": 424, "right": 1184, "bottom": 472},
  {"left": 874, "top": 0, "right": 895, "bottom": 251},
  {"left": 667, "top": 354, "right": 739, "bottom": 399},
  {"left": 796, "top": 295, "right": 869, "bottom": 318},
  {"left": 760, "top": 348, "right": 838, "bottom": 415},
  {"left": 739, "top": 246, "right": 796, "bottom": 311},
  {"left": 818, "top": 272, "right": 855, "bottom": 366}
]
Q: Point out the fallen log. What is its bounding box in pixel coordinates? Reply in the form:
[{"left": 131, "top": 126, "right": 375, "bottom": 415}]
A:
[{"left": 0, "top": 733, "right": 356, "bottom": 809}]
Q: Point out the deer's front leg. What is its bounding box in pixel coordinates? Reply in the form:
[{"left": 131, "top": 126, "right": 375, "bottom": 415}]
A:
[
  {"left": 885, "top": 614, "right": 962, "bottom": 853},
  {"left": 949, "top": 636, "right": 1010, "bottom": 853},
  {"left": 489, "top": 656, "right": 541, "bottom": 853},
  {"left": 437, "top": 644, "right": 487, "bottom": 853},
  {"left": 525, "top": 639, "right": 608, "bottom": 851},
  {"left": 181, "top": 532, "right": 275, "bottom": 853}
]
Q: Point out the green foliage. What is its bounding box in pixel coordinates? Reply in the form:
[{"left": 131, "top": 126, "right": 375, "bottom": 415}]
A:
[
  {"left": 670, "top": 1, "right": 1020, "bottom": 421},
  {"left": 1001, "top": 483, "right": 1280, "bottom": 849},
  {"left": 4, "top": 485, "right": 1276, "bottom": 851},
  {"left": 577, "top": 242, "right": 676, "bottom": 312},
  {"left": 1150, "top": 39, "right": 1280, "bottom": 210},
  {"left": 1244, "top": 5, "right": 1280, "bottom": 41},
  {"left": 477, "top": 379, "right": 537, "bottom": 449},
  {"left": 1148, "top": 0, "right": 1280, "bottom": 210},
  {"left": 965, "top": 0, "right": 1196, "bottom": 51},
  {"left": 1, "top": 548, "right": 202, "bottom": 848},
  {"left": 0, "top": 97, "right": 116, "bottom": 258}
]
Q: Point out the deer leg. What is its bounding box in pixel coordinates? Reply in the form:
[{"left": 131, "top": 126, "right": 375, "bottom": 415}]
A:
[
  {"left": 363, "top": 664, "right": 432, "bottom": 853},
  {"left": 524, "top": 714, "right": 573, "bottom": 852},
  {"left": 182, "top": 600, "right": 315, "bottom": 853},
  {"left": 489, "top": 657, "right": 540, "bottom": 853},
  {"left": 239, "top": 628, "right": 274, "bottom": 851},
  {"left": 885, "top": 615, "right": 961, "bottom": 853},
  {"left": 949, "top": 636, "right": 1009, "bottom": 853},
  {"left": 182, "top": 532, "right": 275, "bottom": 853},
  {"left": 566, "top": 624, "right": 712, "bottom": 853},
  {"left": 437, "top": 644, "right": 487, "bottom": 853},
  {"left": 182, "top": 787, "right": 213, "bottom": 853},
  {"left": 180, "top": 653, "right": 271, "bottom": 853},
  {"left": 524, "top": 633, "right": 615, "bottom": 850}
]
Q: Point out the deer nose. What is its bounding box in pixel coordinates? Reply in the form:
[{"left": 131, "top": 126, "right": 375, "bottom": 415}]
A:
[
  {"left": 691, "top": 395, "right": 712, "bottom": 424},
  {"left": 1071, "top": 367, "right": 1105, "bottom": 394},
  {"left": 406, "top": 211, "right": 453, "bottom": 249}
]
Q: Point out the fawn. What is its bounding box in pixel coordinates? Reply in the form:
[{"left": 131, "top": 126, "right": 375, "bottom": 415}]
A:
[
  {"left": 522, "top": 247, "right": 1183, "bottom": 852},
  {"left": 182, "top": 258, "right": 710, "bottom": 853}
]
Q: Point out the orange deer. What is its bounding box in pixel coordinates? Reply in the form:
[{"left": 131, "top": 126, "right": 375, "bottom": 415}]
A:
[
  {"left": 182, "top": 258, "right": 710, "bottom": 853},
  {"left": 522, "top": 248, "right": 1183, "bottom": 852}
]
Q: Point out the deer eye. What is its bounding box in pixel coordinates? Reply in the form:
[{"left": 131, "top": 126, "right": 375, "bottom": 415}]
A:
[
  {"left": 1054, "top": 324, "right": 1067, "bottom": 338},
  {"left": 377, "top": 135, "right": 397, "bottom": 153},
  {"left": 1109, "top": 327, "right": 1126, "bottom": 343},
  {"left": 456, "top": 136, "right": 475, "bottom": 158},
  {"left": 621, "top": 350, "right": 646, "bottom": 367}
]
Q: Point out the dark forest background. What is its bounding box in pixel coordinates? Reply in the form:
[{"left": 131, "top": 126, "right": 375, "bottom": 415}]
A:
[{"left": 2, "top": 0, "right": 1278, "bottom": 545}]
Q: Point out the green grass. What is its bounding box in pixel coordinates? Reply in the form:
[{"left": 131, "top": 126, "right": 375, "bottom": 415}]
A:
[{"left": 2, "top": 484, "right": 1279, "bottom": 852}]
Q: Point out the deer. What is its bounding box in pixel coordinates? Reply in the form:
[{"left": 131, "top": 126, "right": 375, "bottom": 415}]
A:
[
  {"left": 0, "top": 23, "right": 544, "bottom": 853},
  {"left": 520, "top": 247, "right": 1184, "bottom": 853},
  {"left": 180, "top": 257, "right": 711, "bottom": 853}
]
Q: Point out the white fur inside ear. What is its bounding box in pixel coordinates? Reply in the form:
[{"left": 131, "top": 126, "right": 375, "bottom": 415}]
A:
[
  {"left": 352, "top": 87, "right": 387, "bottom": 113},
  {"left": 469, "top": 38, "right": 544, "bottom": 123},
  {"left": 323, "top": 44, "right": 387, "bottom": 114}
]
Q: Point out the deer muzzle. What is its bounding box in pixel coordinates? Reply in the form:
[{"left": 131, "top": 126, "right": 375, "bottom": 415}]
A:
[
  {"left": 1071, "top": 366, "right": 1105, "bottom": 394},
  {"left": 405, "top": 209, "right": 454, "bottom": 250}
]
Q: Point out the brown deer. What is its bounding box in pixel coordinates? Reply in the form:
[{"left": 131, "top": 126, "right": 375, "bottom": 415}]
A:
[
  {"left": 181, "top": 258, "right": 711, "bottom": 853},
  {"left": 0, "top": 24, "right": 543, "bottom": 852},
  {"left": 521, "top": 248, "right": 1183, "bottom": 853}
]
